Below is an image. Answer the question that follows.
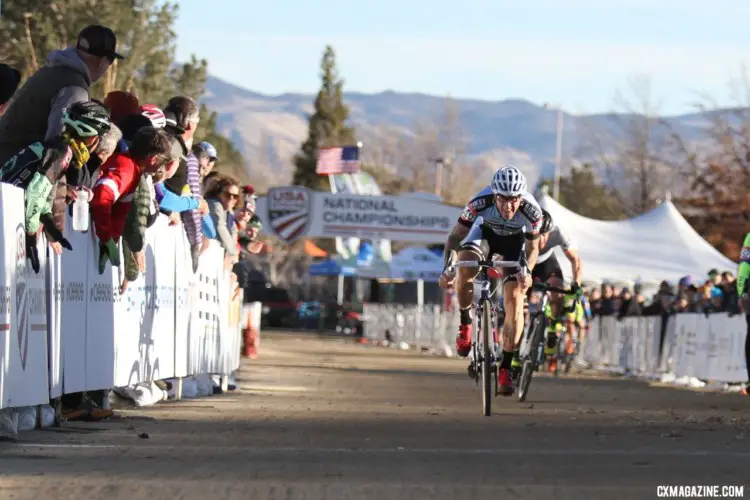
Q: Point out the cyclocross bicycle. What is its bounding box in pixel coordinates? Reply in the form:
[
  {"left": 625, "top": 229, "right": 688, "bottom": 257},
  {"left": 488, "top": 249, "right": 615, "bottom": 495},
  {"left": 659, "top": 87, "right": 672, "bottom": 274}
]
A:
[
  {"left": 447, "top": 257, "right": 525, "bottom": 417},
  {"left": 516, "top": 281, "right": 577, "bottom": 402},
  {"left": 556, "top": 320, "right": 580, "bottom": 375}
]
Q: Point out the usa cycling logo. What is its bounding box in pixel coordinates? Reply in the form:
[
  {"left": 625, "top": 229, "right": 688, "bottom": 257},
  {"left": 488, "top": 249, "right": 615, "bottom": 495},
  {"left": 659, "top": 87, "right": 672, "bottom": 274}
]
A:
[
  {"left": 14, "top": 223, "right": 29, "bottom": 370},
  {"left": 267, "top": 186, "right": 312, "bottom": 244}
]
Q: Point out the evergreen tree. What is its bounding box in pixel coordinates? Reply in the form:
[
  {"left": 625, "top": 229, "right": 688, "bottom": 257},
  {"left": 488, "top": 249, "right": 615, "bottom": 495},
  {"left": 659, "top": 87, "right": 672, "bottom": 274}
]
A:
[
  {"left": 292, "top": 45, "right": 356, "bottom": 190},
  {"left": 538, "top": 164, "right": 625, "bottom": 220},
  {"left": 0, "top": 0, "right": 247, "bottom": 181}
]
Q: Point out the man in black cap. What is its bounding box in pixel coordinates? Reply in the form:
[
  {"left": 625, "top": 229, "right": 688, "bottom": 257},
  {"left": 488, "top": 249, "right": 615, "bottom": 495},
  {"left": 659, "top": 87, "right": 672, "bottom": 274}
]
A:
[
  {"left": 0, "top": 25, "right": 124, "bottom": 165},
  {"left": 0, "top": 63, "right": 21, "bottom": 116}
]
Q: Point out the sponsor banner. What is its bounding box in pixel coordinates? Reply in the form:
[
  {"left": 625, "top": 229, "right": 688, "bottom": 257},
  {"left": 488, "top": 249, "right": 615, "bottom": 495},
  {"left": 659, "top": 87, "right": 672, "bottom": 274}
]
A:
[
  {"left": 258, "top": 186, "right": 461, "bottom": 244},
  {"left": 59, "top": 216, "right": 91, "bottom": 394},
  {"left": 187, "top": 242, "right": 224, "bottom": 376},
  {"left": 0, "top": 184, "right": 49, "bottom": 408},
  {"left": 47, "top": 250, "right": 63, "bottom": 398},
  {"left": 84, "top": 230, "right": 122, "bottom": 391},
  {"left": 173, "top": 227, "right": 192, "bottom": 378},
  {"left": 672, "top": 313, "right": 746, "bottom": 383},
  {"left": 0, "top": 186, "right": 241, "bottom": 408},
  {"left": 113, "top": 216, "right": 177, "bottom": 387}
]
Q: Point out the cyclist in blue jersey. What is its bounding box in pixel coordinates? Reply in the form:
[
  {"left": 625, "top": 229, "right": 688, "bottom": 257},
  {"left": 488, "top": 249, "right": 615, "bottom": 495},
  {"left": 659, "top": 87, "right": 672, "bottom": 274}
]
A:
[{"left": 439, "top": 165, "right": 543, "bottom": 395}]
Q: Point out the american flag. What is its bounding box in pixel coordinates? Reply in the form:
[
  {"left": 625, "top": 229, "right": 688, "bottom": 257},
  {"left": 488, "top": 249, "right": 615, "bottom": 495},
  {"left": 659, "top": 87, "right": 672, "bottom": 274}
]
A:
[{"left": 316, "top": 145, "right": 361, "bottom": 175}]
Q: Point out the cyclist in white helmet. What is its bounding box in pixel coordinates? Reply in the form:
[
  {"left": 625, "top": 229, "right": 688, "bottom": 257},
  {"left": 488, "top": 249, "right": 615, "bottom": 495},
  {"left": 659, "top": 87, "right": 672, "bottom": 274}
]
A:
[{"left": 439, "top": 165, "right": 543, "bottom": 396}]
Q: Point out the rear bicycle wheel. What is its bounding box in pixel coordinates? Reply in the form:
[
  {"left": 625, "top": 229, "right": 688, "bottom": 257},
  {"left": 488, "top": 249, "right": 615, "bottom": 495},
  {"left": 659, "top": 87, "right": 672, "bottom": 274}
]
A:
[
  {"left": 518, "top": 314, "right": 544, "bottom": 402},
  {"left": 480, "top": 300, "right": 493, "bottom": 416}
]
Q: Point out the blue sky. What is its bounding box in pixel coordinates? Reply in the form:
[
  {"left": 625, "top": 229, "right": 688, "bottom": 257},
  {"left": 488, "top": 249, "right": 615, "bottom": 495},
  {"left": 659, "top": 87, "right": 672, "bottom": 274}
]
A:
[{"left": 174, "top": 0, "right": 750, "bottom": 116}]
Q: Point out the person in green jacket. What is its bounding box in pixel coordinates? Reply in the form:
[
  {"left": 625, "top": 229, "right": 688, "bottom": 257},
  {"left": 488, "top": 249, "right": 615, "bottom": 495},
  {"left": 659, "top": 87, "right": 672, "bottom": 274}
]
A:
[{"left": 738, "top": 233, "right": 750, "bottom": 395}]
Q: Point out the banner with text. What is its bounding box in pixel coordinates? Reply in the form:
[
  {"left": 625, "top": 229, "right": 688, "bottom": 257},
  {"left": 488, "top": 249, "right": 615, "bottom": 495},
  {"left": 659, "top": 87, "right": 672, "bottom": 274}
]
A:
[{"left": 257, "top": 186, "right": 461, "bottom": 244}]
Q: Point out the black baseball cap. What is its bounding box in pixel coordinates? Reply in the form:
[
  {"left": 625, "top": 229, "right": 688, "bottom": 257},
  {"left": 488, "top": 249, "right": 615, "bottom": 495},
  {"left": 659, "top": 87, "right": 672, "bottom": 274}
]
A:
[{"left": 76, "top": 25, "right": 124, "bottom": 60}]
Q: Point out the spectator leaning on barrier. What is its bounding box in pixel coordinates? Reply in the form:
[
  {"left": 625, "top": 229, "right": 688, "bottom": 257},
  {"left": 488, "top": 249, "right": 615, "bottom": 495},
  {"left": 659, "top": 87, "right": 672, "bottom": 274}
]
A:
[
  {"left": 91, "top": 126, "right": 171, "bottom": 274},
  {"left": 103, "top": 90, "right": 140, "bottom": 129},
  {"left": 152, "top": 122, "right": 208, "bottom": 221},
  {"left": 80, "top": 122, "right": 122, "bottom": 189},
  {"left": 121, "top": 133, "right": 188, "bottom": 293},
  {"left": 163, "top": 96, "right": 203, "bottom": 271},
  {"left": 0, "top": 25, "right": 123, "bottom": 165},
  {"left": 0, "top": 63, "right": 21, "bottom": 116},
  {"left": 0, "top": 100, "right": 111, "bottom": 271},
  {"left": 205, "top": 175, "right": 241, "bottom": 258},
  {"left": 193, "top": 141, "right": 218, "bottom": 178}
]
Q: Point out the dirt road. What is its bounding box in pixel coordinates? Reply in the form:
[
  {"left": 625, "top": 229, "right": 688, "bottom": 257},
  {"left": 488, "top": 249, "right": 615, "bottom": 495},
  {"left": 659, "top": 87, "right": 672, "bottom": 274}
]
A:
[{"left": 1, "top": 331, "right": 749, "bottom": 500}]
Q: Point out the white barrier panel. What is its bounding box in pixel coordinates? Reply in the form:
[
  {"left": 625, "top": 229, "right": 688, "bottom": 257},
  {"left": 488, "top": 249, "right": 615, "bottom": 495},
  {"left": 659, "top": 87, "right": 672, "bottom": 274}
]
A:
[
  {"left": 47, "top": 252, "right": 63, "bottom": 398},
  {"left": 672, "top": 313, "right": 747, "bottom": 383},
  {"left": 59, "top": 220, "right": 92, "bottom": 394},
  {"left": 186, "top": 243, "right": 224, "bottom": 376},
  {"left": 113, "top": 216, "right": 178, "bottom": 387},
  {"left": 173, "top": 230, "right": 191, "bottom": 378},
  {"left": 0, "top": 184, "right": 50, "bottom": 409},
  {"left": 0, "top": 183, "right": 241, "bottom": 409},
  {"left": 363, "top": 303, "right": 456, "bottom": 352}
]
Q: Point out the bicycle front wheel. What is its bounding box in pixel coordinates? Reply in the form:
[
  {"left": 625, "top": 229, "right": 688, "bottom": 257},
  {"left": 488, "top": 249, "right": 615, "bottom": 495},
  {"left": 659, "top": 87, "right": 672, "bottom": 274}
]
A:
[
  {"left": 518, "top": 314, "right": 544, "bottom": 402},
  {"left": 481, "top": 299, "right": 493, "bottom": 417}
]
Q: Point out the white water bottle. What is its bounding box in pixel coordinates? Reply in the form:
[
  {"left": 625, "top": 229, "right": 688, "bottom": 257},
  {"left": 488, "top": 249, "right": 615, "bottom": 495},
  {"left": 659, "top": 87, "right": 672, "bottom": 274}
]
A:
[{"left": 72, "top": 189, "right": 90, "bottom": 232}]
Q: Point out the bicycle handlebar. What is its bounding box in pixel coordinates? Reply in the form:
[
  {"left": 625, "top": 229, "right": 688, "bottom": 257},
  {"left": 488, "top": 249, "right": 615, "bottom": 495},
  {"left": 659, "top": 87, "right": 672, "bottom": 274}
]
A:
[
  {"left": 531, "top": 282, "right": 575, "bottom": 295},
  {"left": 446, "top": 259, "right": 524, "bottom": 274}
]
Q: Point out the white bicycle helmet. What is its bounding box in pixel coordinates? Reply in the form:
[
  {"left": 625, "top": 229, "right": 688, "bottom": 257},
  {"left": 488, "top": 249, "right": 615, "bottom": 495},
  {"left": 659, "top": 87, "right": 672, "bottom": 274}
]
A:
[
  {"left": 140, "top": 104, "right": 167, "bottom": 128},
  {"left": 491, "top": 165, "right": 527, "bottom": 197}
]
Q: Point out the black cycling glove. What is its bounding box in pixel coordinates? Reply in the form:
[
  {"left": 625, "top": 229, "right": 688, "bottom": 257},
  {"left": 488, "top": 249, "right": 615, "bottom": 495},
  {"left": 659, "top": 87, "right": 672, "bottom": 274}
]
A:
[
  {"left": 25, "top": 233, "right": 40, "bottom": 274},
  {"left": 40, "top": 213, "right": 72, "bottom": 251}
]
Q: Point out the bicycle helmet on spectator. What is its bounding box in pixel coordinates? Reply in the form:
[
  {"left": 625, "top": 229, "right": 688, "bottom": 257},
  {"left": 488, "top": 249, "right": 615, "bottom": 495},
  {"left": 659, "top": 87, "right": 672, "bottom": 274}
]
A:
[
  {"left": 140, "top": 104, "right": 166, "bottom": 128},
  {"left": 198, "top": 141, "right": 218, "bottom": 161},
  {"left": 491, "top": 165, "right": 526, "bottom": 197},
  {"left": 243, "top": 185, "right": 257, "bottom": 212},
  {"left": 63, "top": 101, "right": 111, "bottom": 137},
  {"left": 540, "top": 208, "right": 553, "bottom": 233}
]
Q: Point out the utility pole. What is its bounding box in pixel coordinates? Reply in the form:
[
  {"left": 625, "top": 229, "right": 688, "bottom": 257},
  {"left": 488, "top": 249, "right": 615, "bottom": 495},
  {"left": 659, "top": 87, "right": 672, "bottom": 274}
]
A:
[
  {"left": 434, "top": 157, "right": 444, "bottom": 197},
  {"left": 432, "top": 152, "right": 454, "bottom": 199},
  {"left": 544, "top": 103, "right": 565, "bottom": 200}
]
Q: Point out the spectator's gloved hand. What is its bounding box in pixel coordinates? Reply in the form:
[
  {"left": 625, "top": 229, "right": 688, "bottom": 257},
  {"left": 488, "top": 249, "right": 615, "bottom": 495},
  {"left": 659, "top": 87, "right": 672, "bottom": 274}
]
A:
[
  {"left": 25, "top": 233, "right": 40, "bottom": 274},
  {"left": 98, "top": 238, "right": 120, "bottom": 274},
  {"left": 40, "top": 213, "right": 72, "bottom": 251}
]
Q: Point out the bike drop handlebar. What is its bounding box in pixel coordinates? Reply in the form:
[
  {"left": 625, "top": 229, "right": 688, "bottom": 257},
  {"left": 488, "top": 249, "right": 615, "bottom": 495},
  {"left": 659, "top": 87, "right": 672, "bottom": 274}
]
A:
[
  {"left": 446, "top": 259, "right": 524, "bottom": 275},
  {"left": 530, "top": 282, "right": 575, "bottom": 295}
]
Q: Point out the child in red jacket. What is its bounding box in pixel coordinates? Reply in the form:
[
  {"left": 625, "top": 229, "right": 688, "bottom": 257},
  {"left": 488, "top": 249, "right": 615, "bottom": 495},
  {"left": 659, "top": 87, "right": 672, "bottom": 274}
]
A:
[{"left": 90, "top": 126, "right": 172, "bottom": 273}]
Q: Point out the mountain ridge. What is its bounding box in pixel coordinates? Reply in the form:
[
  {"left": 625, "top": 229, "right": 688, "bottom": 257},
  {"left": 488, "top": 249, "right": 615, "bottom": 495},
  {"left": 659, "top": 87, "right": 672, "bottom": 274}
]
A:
[{"left": 200, "top": 75, "right": 722, "bottom": 190}]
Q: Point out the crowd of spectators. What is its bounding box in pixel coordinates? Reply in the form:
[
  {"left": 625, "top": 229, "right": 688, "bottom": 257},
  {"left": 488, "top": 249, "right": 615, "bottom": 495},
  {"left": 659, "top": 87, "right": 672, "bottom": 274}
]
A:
[
  {"left": 583, "top": 269, "right": 740, "bottom": 319},
  {"left": 0, "top": 24, "right": 265, "bottom": 419}
]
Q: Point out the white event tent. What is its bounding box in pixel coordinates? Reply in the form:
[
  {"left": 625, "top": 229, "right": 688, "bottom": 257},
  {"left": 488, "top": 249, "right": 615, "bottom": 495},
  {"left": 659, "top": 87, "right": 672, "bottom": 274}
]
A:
[
  {"left": 539, "top": 194, "right": 737, "bottom": 287},
  {"left": 359, "top": 246, "right": 443, "bottom": 282}
]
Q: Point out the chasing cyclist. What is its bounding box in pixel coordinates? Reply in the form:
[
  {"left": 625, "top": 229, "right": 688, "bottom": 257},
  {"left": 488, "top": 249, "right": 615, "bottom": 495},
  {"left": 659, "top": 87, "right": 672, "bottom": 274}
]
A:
[
  {"left": 535, "top": 209, "right": 585, "bottom": 371},
  {"left": 438, "top": 165, "right": 543, "bottom": 396}
]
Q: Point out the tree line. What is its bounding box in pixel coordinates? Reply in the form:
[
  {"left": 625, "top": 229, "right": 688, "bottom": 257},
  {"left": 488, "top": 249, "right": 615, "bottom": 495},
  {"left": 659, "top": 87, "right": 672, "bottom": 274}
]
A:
[
  {"left": 292, "top": 51, "right": 748, "bottom": 260},
  {"left": 0, "top": 0, "right": 247, "bottom": 183}
]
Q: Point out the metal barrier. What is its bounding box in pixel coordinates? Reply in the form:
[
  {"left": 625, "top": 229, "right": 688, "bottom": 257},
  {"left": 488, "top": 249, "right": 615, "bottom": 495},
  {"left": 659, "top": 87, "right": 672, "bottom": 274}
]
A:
[{"left": 363, "top": 304, "right": 459, "bottom": 353}]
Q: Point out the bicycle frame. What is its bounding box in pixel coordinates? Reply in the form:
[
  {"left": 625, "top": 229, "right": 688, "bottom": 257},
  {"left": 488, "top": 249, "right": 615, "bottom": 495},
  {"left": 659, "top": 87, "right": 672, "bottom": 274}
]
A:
[{"left": 447, "top": 258, "right": 524, "bottom": 415}]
